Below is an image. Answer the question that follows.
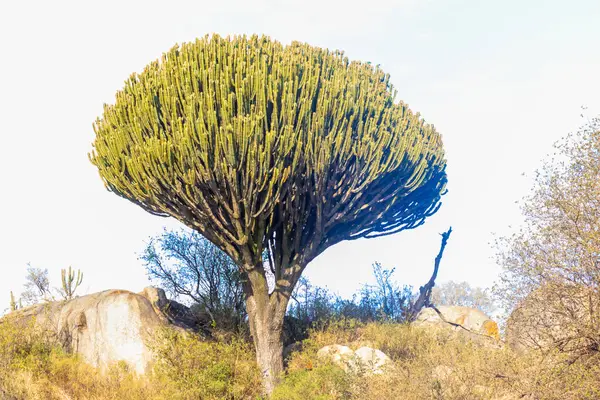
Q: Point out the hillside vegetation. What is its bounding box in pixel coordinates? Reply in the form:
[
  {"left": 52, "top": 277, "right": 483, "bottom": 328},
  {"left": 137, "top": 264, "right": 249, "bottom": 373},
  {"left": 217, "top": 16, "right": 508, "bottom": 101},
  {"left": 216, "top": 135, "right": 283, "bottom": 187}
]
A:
[
  {"left": 4, "top": 120, "right": 600, "bottom": 399},
  {"left": 1, "top": 318, "right": 598, "bottom": 400}
]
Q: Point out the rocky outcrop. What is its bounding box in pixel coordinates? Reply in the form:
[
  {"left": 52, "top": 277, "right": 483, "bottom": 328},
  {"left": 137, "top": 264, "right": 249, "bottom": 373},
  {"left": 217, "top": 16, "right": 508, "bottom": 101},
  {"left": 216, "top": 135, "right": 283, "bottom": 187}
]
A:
[
  {"left": 3, "top": 287, "right": 199, "bottom": 374},
  {"left": 317, "top": 345, "right": 391, "bottom": 374},
  {"left": 506, "top": 284, "right": 599, "bottom": 354},
  {"left": 141, "top": 287, "right": 207, "bottom": 332},
  {"left": 412, "top": 305, "right": 501, "bottom": 345}
]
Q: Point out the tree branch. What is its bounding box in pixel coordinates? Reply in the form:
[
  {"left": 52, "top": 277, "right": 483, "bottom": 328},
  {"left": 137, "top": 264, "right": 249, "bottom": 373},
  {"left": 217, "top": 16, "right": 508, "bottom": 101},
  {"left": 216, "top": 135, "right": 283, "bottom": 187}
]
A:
[{"left": 408, "top": 226, "right": 452, "bottom": 321}]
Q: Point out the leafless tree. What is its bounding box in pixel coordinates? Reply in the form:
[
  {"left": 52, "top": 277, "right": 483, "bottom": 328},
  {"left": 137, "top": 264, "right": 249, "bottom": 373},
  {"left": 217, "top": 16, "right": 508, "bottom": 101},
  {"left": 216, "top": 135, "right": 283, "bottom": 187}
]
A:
[
  {"left": 432, "top": 281, "right": 496, "bottom": 316},
  {"left": 409, "top": 227, "right": 452, "bottom": 320},
  {"left": 21, "top": 265, "right": 52, "bottom": 305}
]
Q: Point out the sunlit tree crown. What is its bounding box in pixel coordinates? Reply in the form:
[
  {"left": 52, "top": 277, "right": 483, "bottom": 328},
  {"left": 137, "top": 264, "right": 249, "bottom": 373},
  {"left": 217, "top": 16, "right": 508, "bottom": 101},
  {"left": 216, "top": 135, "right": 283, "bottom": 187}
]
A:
[{"left": 90, "top": 34, "right": 447, "bottom": 267}]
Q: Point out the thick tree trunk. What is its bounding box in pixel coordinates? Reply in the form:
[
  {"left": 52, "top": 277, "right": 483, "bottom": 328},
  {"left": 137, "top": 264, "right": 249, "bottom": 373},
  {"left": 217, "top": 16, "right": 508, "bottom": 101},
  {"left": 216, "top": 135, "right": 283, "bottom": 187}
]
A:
[
  {"left": 243, "top": 267, "right": 291, "bottom": 395},
  {"left": 247, "top": 302, "right": 285, "bottom": 394}
]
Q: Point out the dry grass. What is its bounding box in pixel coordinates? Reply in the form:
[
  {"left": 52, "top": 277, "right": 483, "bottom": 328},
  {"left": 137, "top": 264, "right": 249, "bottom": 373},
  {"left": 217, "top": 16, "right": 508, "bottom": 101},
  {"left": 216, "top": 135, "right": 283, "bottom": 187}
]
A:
[
  {"left": 1, "top": 318, "right": 599, "bottom": 399},
  {"left": 0, "top": 320, "right": 262, "bottom": 400},
  {"left": 277, "top": 320, "right": 600, "bottom": 400}
]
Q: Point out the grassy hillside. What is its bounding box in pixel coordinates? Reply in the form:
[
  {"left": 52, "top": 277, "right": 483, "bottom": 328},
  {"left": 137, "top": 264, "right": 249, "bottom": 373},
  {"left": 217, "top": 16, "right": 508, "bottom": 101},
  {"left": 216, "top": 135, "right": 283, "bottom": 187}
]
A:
[{"left": 0, "top": 319, "right": 598, "bottom": 400}]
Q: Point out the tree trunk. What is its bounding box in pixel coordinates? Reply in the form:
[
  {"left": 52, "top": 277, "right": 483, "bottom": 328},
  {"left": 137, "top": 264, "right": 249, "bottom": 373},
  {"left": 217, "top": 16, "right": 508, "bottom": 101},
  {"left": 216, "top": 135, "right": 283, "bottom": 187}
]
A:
[
  {"left": 408, "top": 227, "right": 452, "bottom": 321},
  {"left": 247, "top": 301, "right": 285, "bottom": 394},
  {"left": 243, "top": 267, "right": 290, "bottom": 395}
]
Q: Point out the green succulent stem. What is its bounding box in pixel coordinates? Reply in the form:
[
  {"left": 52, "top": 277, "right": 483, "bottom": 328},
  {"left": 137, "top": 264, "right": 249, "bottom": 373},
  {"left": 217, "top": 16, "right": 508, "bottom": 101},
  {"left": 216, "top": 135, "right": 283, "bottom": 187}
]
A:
[{"left": 61, "top": 266, "right": 83, "bottom": 301}]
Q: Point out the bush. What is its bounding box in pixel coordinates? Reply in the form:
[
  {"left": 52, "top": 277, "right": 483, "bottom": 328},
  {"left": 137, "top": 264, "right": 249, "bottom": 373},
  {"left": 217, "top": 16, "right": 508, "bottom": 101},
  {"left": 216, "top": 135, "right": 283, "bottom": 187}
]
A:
[
  {"left": 286, "top": 264, "right": 415, "bottom": 342},
  {"left": 280, "top": 320, "right": 600, "bottom": 400},
  {"left": 0, "top": 320, "right": 261, "bottom": 400},
  {"left": 150, "top": 328, "right": 262, "bottom": 399},
  {"left": 1, "top": 317, "right": 599, "bottom": 399}
]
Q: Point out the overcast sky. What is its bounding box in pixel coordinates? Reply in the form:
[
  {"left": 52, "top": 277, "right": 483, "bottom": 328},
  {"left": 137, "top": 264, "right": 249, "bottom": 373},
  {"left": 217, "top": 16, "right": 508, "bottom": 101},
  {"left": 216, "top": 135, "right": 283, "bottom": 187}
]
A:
[{"left": 1, "top": 0, "right": 599, "bottom": 312}]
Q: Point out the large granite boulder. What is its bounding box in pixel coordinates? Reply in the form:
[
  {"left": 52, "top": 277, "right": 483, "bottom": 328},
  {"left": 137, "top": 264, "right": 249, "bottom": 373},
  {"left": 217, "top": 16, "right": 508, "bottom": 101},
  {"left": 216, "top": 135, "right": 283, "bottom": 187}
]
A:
[
  {"left": 413, "top": 305, "right": 501, "bottom": 344},
  {"left": 317, "top": 344, "right": 391, "bottom": 374},
  {"left": 2, "top": 287, "right": 200, "bottom": 374},
  {"left": 353, "top": 346, "right": 391, "bottom": 374},
  {"left": 506, "top": 283, "right": 599, "bottom": 354},
  {"left": 317, "top": 344, "right": 355, "bottom": 367}
]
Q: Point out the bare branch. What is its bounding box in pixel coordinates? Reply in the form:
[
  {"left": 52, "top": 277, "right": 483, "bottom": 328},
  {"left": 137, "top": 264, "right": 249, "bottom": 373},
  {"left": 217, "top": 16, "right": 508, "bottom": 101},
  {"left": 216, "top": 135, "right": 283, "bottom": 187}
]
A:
[{"left": 408, "top": 227, "right": 453, "bottom": 321}]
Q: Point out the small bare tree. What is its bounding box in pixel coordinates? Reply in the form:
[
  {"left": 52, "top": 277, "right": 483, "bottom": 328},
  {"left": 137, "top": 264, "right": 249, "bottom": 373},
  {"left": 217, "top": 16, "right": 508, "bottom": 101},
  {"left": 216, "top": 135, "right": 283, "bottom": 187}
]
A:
[
  {"left": 408, "top": 227, "right": 452, "bottom": 321},
  {"left": 21, "top": 265, "right": 52, "bottom": 305},
  {"left": 432, "top": 281, "right": 495, "bottom": 316}
]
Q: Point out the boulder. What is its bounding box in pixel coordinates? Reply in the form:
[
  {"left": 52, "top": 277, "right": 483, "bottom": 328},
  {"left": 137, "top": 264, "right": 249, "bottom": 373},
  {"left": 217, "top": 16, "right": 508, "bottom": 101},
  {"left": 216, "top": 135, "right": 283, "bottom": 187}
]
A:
[
  {"left": 413, "top": 305, "right": 501, "bottom": 345},
  {"left": 317, "top": 344, "right": 355, "bottom": 368},
  {"left": 140, "top": 286, "right": 169, "bottom": 310},
  {"left": 317, "top": 345, "right": 391, "bottom": 375},
  {"left": 506, "top": 283, "right": 599, "bottom": 354},
  {"left": 353, "top": 346, "right": 391, "bottom": 374},
  {"left": 3, "top": 287, "right": 198, "bottom": 374},
  {"left": 141, "top": 287, "right": 208, "bottom": 332}
]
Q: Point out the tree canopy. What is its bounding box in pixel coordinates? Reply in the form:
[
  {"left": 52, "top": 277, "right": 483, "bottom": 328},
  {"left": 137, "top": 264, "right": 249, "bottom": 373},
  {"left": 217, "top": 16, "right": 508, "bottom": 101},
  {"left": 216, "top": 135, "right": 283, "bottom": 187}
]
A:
[
  {"left": 496, "top": 117, "right": 600, "bottom": 355},
  {"left": 90, "top": 34, "right": 447, "bottom": 275}
]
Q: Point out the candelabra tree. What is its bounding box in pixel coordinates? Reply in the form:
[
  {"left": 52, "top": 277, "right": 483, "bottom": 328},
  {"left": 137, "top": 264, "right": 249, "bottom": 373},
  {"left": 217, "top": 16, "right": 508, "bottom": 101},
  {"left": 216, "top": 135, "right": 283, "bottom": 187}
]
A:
[
  {"left": 9, "top": 291, "right": 17, "bottom": 312},
  {"left": 90, "top": 34, "right": 447, "bottom": 393},
  {"left": 59, "top": 266, "right": 83, "bottom": 301}
]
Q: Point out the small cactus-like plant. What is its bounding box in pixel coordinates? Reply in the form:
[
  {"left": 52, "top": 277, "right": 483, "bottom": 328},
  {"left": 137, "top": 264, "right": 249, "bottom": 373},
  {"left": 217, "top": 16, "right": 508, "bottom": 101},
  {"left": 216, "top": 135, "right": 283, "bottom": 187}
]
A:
[
  {"left": 9, "top": 291, "right": 17, "bottom": 312},
  {"left": 60, "top": 266, "right": 83, "bottom": 301}
]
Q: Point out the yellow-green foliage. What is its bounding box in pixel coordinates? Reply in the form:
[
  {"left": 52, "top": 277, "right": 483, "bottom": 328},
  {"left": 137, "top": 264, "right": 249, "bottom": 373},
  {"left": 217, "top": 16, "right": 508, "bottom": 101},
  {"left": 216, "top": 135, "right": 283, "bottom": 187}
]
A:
[
  {"left": 150, "top": 329, "right": 262, "bottom": 399},
  {"left": 90, "top": 34, "right": 447, "bottom": 266},
  {"left": 276, "top": 320, "right": 600, "bottom": 400},
  {"left": 2, "top": 319, "right": 598, "bottom": 399},
  {"left": 270, "top": 365, "right": 355, "bottom": 400},
  {"left": 0, "top": 321, "right": 261, "bottom": 400}
]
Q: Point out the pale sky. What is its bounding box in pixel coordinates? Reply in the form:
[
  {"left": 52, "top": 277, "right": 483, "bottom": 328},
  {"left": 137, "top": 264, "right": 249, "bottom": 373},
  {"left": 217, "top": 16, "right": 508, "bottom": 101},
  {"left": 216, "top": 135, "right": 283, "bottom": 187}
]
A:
[{"left": 1, "top": 0, "right": 599, "bottom": 313}]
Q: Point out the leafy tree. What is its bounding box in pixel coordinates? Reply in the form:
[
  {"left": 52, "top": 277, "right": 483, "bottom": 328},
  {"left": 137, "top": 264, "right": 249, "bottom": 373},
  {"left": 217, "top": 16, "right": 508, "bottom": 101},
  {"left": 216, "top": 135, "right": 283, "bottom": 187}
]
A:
[
  {"left": 141, "top": 228, "right": 246, "bottom": 331},
  {"left": 288, "top": 263, "right": 414, "bottom": 327},
  {"left": 431, "top": 281, "right": 495, "bottom": 316},
  {"left": 371, "top": 262, "right": 414, "bottom": 320},
  {"left": 90, "top": 35, "right": 447, "bottom": 392},
  {"left": 495, "top": 117, "right": 600, "bottom": 355},
  {"left": 21, "top": 265, "right": 51, "bottom": 305}
]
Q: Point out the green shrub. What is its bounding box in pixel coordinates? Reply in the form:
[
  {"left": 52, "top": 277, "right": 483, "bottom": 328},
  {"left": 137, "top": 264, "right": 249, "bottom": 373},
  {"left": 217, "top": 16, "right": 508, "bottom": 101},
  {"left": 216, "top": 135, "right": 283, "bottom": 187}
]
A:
[
  {"left": 271, "top": 365, "right": 354, "bottom": 400},
  {"left": 0, "top": 321, "right": 261, "bottom": 400},
  {"left": 1, "top": 318, "right": 599, "bottom": 399},
  {"left": 150, "top": 328, "right": 262, "bottom": 400},
  {"left": 280, "top": 320, "right": 600, "bottom": 400}
]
